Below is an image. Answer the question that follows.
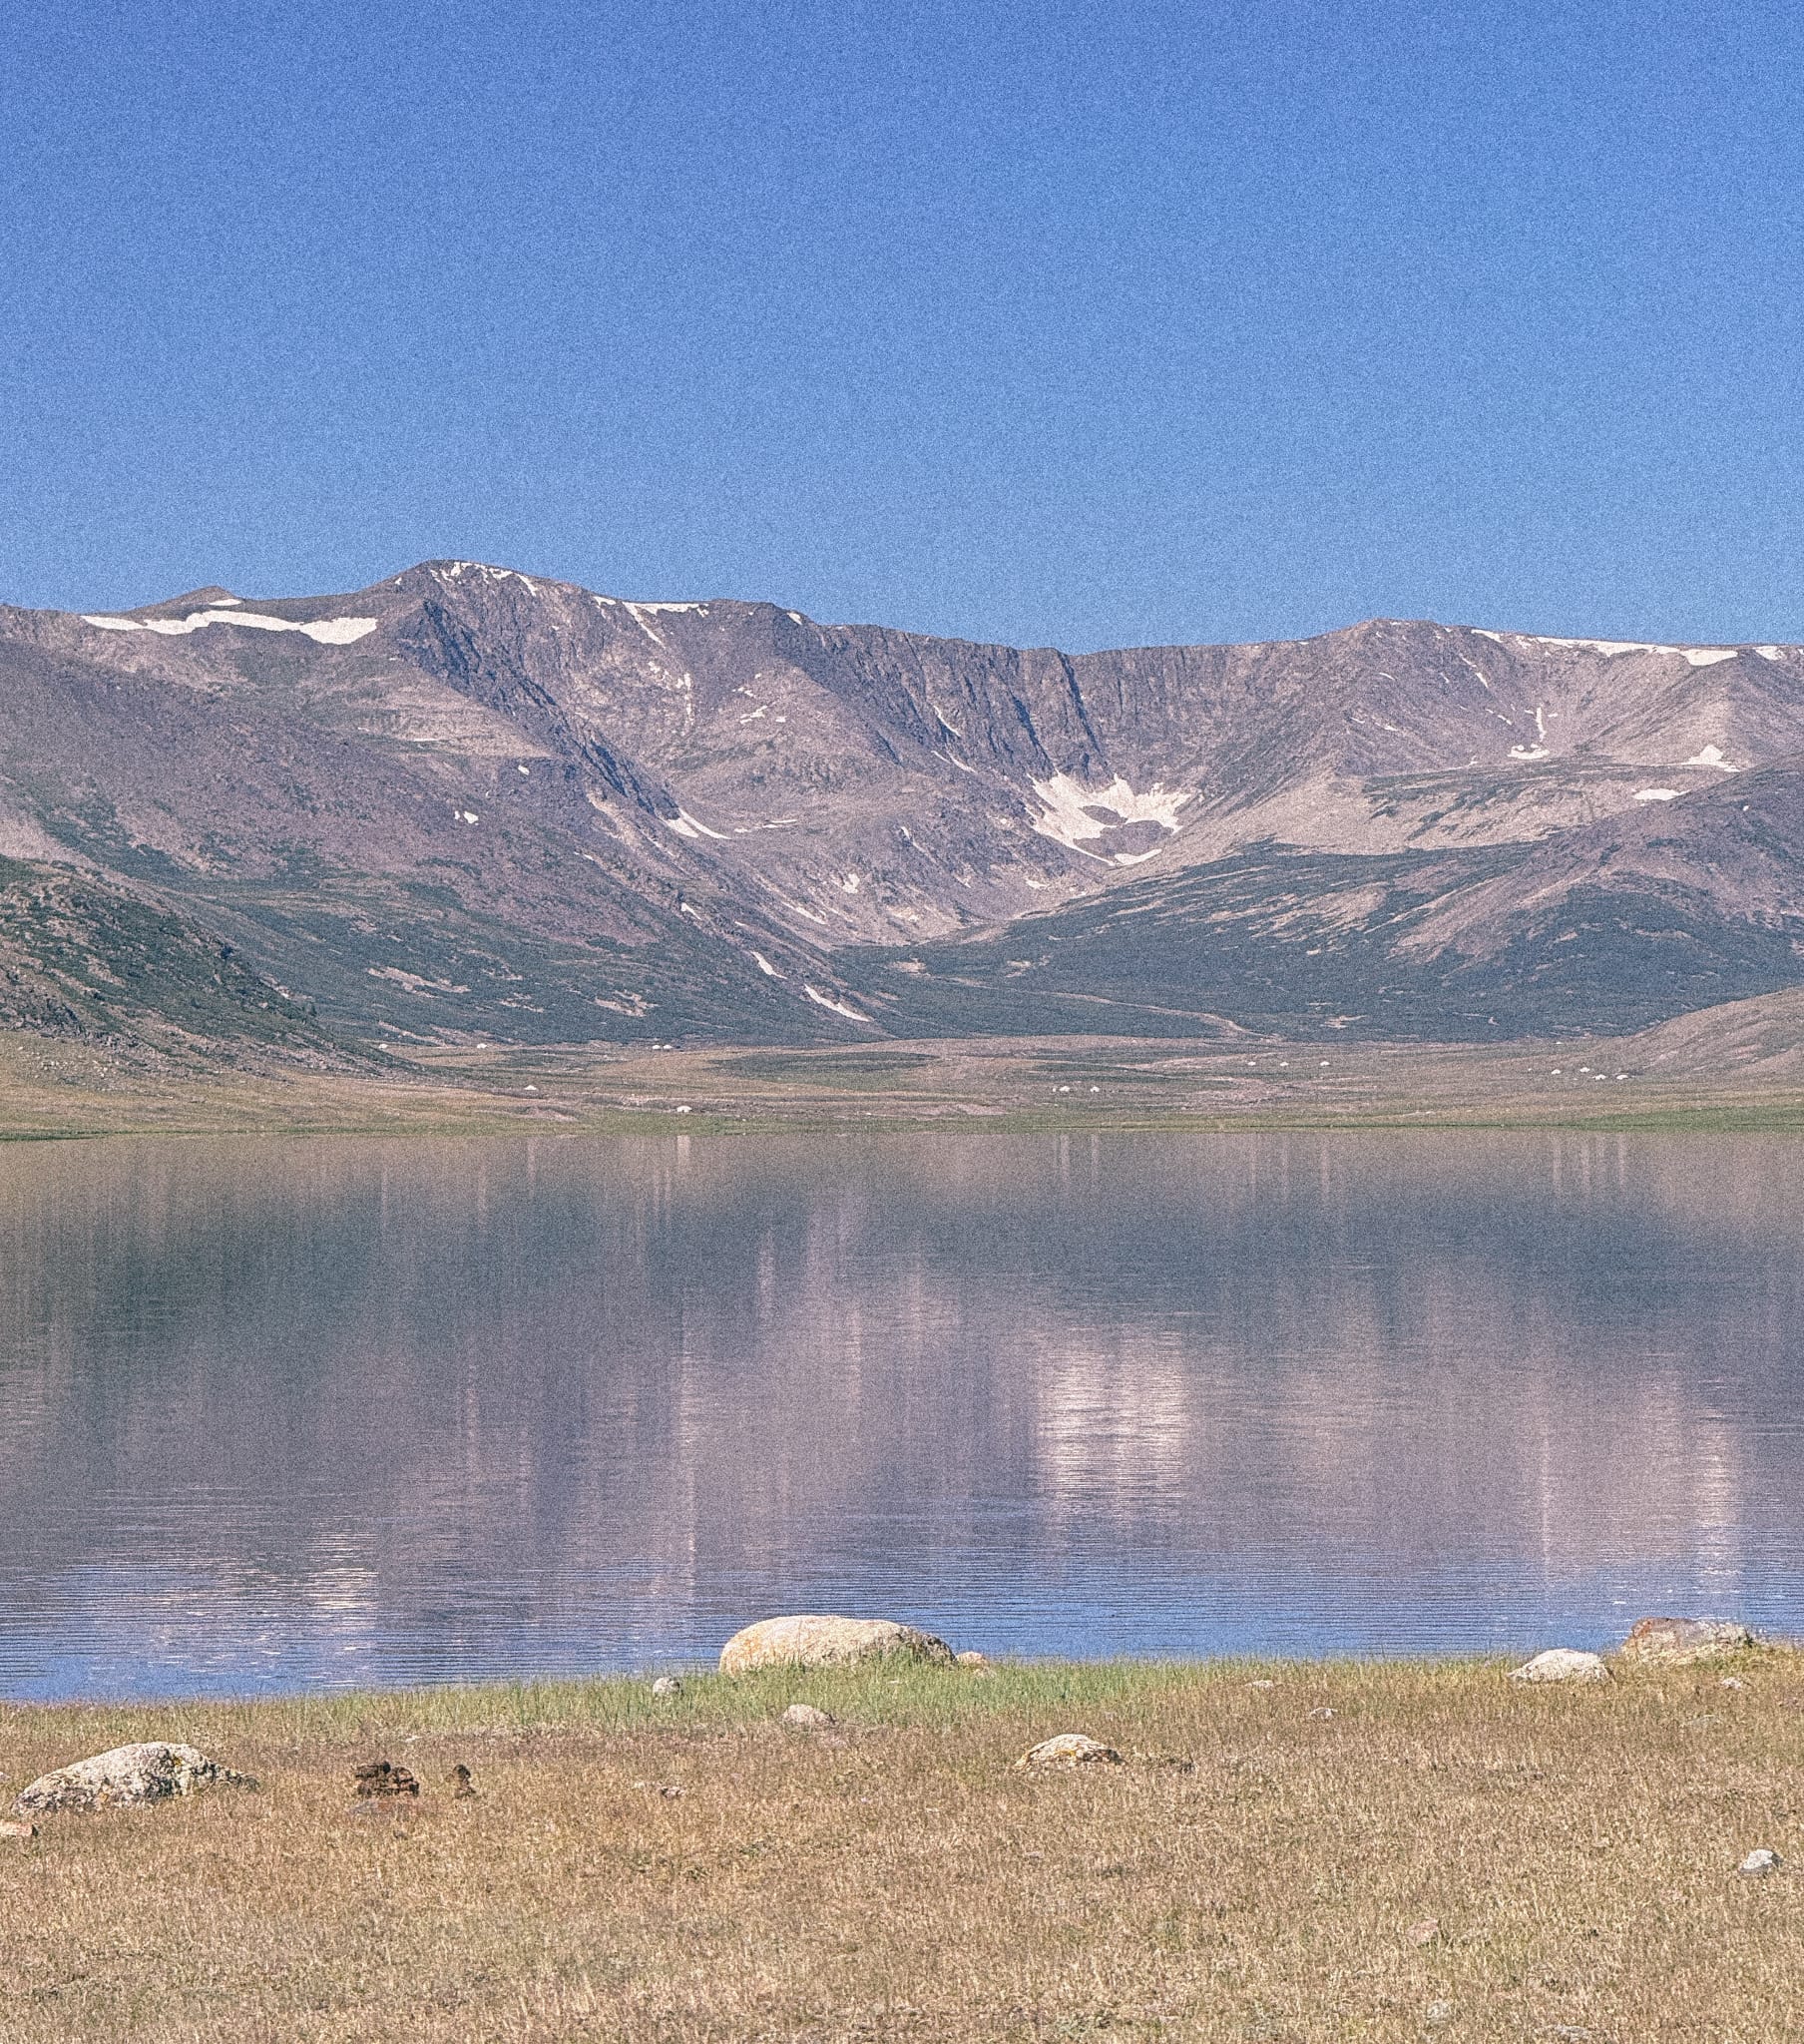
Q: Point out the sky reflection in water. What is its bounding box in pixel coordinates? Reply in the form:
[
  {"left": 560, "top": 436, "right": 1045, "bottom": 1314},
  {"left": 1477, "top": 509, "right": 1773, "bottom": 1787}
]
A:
[{"left": 0, "top": 1130, "right": 1797, "bottom": 1698}]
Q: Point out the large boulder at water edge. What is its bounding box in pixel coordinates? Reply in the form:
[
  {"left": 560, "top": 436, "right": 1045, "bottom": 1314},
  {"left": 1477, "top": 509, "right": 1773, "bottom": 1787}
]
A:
[
  {"left": 718, "top": 1615, "right": 957, "bottom": 1675},
  {"left": 15, "top": 1742, "right": 255, "bottom": 1815},
  {"left": 1619, "top": 1617, "right": 1757, "bottom": 1665}
]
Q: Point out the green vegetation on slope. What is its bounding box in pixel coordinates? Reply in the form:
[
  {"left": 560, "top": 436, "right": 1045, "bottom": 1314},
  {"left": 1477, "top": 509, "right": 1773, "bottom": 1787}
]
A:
[{"left": 0, "top": 856, "right": 344, "bottom": 1061}]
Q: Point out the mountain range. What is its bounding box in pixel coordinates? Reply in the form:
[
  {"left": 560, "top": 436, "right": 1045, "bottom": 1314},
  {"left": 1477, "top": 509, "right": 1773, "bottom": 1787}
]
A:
[{"left": 3, "top": 559, "right": 1801, "bottom": 1050}]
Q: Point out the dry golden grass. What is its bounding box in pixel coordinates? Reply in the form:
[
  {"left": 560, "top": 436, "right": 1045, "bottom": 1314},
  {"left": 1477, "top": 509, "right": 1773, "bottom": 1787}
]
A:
[{"left": 2, "top": 1654, "right": 1801, "bottom": 2041}]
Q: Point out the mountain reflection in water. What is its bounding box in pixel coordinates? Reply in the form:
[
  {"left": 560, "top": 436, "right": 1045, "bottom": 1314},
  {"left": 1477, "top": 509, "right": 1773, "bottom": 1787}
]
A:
[{"left": 0, "top": 1131, "right": 1797, "bottom": 1698}]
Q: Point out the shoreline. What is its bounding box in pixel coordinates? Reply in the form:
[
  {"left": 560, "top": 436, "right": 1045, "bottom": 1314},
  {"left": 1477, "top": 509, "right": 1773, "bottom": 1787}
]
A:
[{"left": 5, "top": 1634, "right": 1792, "bottom": 1720}]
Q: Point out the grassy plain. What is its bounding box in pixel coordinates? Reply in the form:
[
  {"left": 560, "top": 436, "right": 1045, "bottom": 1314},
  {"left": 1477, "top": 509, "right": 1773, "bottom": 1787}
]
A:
[
  {"left": 10, "top": 1026, "right": 1804, "bottom": 1143},
  {"left": 1, "top": 1653, "right": 1800, "bottom": 2041}
]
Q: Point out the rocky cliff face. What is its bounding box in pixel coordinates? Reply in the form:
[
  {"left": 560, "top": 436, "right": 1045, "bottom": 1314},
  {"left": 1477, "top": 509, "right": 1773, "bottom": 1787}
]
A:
[{"left": 2, "top": 561, "right": 1800, "bottom": 1043}]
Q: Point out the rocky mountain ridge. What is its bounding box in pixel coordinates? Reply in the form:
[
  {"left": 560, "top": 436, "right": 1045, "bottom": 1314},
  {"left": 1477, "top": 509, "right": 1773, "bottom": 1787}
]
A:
[{"left": 2, "top": 560, "right": 1801, "bottom": 1044}]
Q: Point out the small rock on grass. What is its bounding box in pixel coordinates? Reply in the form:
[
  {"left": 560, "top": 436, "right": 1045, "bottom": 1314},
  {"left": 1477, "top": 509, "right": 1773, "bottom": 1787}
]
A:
[
  {"left": 16, "top": 1743, "right": 255, "bottom": 1816},
  {"left": 1738, "top": 1848, "right": 1782, "bottom": 1877},
  {"left": 352, "top": 1761, "right": 419, "bottom": 1799},
  {"left": 1016, "top": 1734, "right": 1124, "bottom": 1769},
  {"left": 651, "top": 1676, "right": 683, "bottom": 1698},
  {"left": 1509, "top": 1649, "right": 1609, "bottom": 1685},
  {"left": 0, "top": 1819, "right": 36, "bottom": 1839},
  {"left": 1406, "top": 1918, "right": 1440, "bottom": 1946},
  {"left": 448, "top": 1764, "right": 477, "bottom": 1798},
  {"left": 781, "top": 1703, "right": 836, "bottom": 1729}
]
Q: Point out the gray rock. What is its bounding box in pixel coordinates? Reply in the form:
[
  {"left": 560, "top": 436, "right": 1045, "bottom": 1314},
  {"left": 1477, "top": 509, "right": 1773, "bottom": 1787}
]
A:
[
  {"left": 1620, "top": 1617, "right": 1757, "bottom": 1664},
  {"left": 16, "top": 1742, "right": 254, "bottom": 1815},
  {"left": 651, "top": 1676, "right": 683, "bottom": 1698},
  {"left": 1015, "top": 1734, "right": 1124, "bottom": 1769},
  {"left": 1509, "top": 1649, "right": 1609, "bottom": 1684},
  {"left": 1738, "top": 1847, "right": 1782, "bottom": 1876},
  {"left": 781, "top": 1703, "right": 836, "bottom": 1729}
]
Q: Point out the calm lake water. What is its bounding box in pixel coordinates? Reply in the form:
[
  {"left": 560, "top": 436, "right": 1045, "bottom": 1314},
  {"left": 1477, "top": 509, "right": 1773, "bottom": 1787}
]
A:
[{"left": 0, "top": 1130, "right": 1799, "bottom": 1699}]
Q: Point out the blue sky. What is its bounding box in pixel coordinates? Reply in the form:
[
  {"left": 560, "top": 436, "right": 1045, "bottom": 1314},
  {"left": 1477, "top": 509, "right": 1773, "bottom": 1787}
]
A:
[{"left": 2, "top": 0, "right": 1799, "bottom": 648}]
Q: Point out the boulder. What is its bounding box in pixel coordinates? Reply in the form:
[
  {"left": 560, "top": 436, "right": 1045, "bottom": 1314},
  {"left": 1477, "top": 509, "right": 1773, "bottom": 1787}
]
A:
[
  {"left": 718, "top": 1615, "right": 956, "bottom": 1676},
  {"left": 1738, "top": 1847, "right": 1781, "bottom": 1877},
  {"left": 1015, "top": 1734, "right": 1124, "bottom": 1769},
  {"left": 351, "top": 1760, "right": 418, "bottom": 1798},
  {"left": 1509, "top": 1649, "right": 1610, "bottom": 1685},
  {"left": 781, "top": 1703, "right": 836, "bottom": 1729},
  {"left": 15, "top": 1742, "right": 254, "bottom": 1816},
  {"left": 1620, "top": 1617, "right": 1756, "bottom": 1664}
]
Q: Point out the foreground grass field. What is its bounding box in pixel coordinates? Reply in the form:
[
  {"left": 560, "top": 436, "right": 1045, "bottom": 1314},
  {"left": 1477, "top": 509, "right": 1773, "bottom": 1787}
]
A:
[{"left": 2, "top": 1654, "right": 1800, "bottom": 2041}]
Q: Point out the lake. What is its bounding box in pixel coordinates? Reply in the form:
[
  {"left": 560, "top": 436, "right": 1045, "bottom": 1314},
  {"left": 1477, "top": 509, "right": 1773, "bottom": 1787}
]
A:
[{"left": 0, "top": 1129, "right": 1798, "bottom": 1699}]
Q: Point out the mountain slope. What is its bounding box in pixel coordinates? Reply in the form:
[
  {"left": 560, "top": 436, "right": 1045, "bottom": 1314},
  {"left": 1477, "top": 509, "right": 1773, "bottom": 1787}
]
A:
[
  {"left": 0, "top": 856, "right": 347, "bottom": 1059},
  {"left": 2, "top": 563, "right": 1802, "bottom": 1045},
  {"left": 837, "top": 766, "right": 1804, "bottom": 1041}
]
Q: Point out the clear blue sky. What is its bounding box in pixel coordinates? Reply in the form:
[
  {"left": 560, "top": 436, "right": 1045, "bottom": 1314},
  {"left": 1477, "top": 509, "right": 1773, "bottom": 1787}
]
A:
[{"left": 2, "top": 1, "right": 1799, "bottom": 649}]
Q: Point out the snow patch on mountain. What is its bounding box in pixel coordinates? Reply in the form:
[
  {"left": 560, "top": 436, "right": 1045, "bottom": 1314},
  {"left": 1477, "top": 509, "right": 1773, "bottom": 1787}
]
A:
[
  {"left": 1030, "top": 772, "right": 1194, "bottom": 857},
  {"left": 667, "top": 810, "right": 729, "bottom": 841},
  {"left": 625, "top": 604, "right": 671, "bottom": 647},
  {"left": 432, "top": 561, "right": 539, "bottom": 592},
  {"left": 82, "top": 609, "right": 378, "bottom": 646},
  {"left": 803, "top": 984, "right": 871, "bottom": 1022},
  {"left": 1474, "top": 630, "right": 1740, "bottom": 667}
]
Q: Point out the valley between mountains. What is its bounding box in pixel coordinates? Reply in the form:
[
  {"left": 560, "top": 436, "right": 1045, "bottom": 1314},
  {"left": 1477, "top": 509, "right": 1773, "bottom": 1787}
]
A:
[{"left": 4, "top": 559, "right": 1803, "bottom": 1061}]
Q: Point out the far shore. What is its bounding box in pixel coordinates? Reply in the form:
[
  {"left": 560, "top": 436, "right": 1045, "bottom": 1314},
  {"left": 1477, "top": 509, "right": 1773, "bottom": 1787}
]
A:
[
  {"left": 2, "top": 1649, "right": 1798, "bottom": 2041},
  {"left": 8, "top": 1028, "right": 1804, "bottom": 1144}
]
